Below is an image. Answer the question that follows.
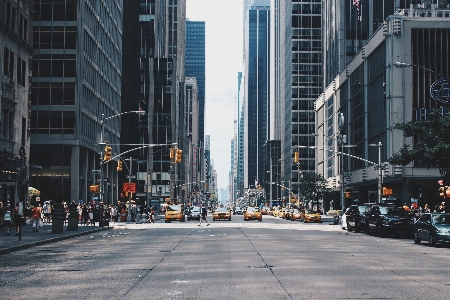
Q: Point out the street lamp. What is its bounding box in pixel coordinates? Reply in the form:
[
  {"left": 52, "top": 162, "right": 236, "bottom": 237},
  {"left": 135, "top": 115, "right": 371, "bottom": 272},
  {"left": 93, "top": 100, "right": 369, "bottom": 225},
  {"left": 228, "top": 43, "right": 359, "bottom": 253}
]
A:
[
  {"left": 99, "top": 110, "right": 144, "bottom": 213},
  {"left": 368, "top": 142, "right": 383, "bottom": 204}
]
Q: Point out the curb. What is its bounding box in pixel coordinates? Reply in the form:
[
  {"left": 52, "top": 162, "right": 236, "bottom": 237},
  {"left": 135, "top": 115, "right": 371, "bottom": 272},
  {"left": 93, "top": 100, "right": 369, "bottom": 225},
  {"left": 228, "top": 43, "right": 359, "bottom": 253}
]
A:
[{"left": 0, "top": 226, "right": 113, "bottom": 255}]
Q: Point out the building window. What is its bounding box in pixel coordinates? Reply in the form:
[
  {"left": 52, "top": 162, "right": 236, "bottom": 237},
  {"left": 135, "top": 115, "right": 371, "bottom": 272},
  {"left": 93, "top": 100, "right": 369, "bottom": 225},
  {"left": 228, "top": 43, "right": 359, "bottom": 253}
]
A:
[
  {"left": 3, "top": 48, "right": 14, "bottom": 79},
  {"left": 17, "top": 57, "right": 26, "bottom": 87}
]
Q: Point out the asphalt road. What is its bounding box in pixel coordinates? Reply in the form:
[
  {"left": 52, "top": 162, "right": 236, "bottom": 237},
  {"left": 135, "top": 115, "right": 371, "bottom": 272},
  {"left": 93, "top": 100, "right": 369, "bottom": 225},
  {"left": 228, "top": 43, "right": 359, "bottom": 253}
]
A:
[{"left": 1, "top": 214, "right": 450, "bottom": 300}]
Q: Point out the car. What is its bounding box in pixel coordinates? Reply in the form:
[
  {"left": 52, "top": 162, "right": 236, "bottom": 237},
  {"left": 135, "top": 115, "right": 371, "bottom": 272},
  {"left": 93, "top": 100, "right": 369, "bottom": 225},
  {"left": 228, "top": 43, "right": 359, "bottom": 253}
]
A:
[
  {"left": 414, "top": 213, "right": 450, "bottom": 246},
  {"left": 343, "top": 205, "right": 367, "bottom": 232},
  {"left": 271, "top": 207, "right": 281, "bottom": 217},
  {"left": 285, "top": 208, "right": 295, "bottom": 220},
  {"left": 366, "top": 205, "right": 409, "bottom": 236},
  {"left": 300, "top": 209, "right": 322, "bottom": 223},
  {"left": 188, "top": 206, "right": 201, "bottom": 221},
  {"left": 234, "top": 207, "right": 243, "bottom": 215},
  {"left": 244, "top": 207, "right": 262, "bottom": 221},
  {"left": 290, "top": 208, "right": 302, "bottom": 221},
  {"left": 213, "top": 207, "right": 232, "bottom": 221},
  {"left": 165, "top": 204, "right": 185, "bottom": 222},
  {"left": 261, "top": 206, "right": 270, "bottom": 215}
]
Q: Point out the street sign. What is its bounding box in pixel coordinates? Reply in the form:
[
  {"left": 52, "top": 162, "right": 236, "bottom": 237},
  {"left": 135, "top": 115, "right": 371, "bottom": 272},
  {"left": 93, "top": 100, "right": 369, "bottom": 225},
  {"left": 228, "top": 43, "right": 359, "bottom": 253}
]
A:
[
  {"left": 123, "top": 182, "right": 136, "bottom": 192},
  {"left": 126, "top": 175, "right": 136, "bottom": 179},
  {"left": 92, "top": 170, "right": 101, "bottom": 174}
]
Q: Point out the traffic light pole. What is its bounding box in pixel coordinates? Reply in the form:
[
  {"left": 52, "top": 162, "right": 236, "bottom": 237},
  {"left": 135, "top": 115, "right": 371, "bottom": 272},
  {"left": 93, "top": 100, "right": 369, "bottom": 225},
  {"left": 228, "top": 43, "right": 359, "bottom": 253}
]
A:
[{"left": 127, "top": 157, "right": 132, "bottom": 222}]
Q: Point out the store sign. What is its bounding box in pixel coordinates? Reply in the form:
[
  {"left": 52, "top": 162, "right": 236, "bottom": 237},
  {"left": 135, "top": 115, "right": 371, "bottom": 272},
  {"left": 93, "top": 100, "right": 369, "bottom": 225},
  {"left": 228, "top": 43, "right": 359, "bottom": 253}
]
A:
[{"left": 430, "top": 78, "right": 450, "bottom": 104}]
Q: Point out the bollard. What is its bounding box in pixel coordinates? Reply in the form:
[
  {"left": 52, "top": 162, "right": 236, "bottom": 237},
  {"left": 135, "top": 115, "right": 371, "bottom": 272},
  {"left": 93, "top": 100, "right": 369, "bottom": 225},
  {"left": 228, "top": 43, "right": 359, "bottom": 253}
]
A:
[
  {"left": 52, "top": 208, "right": 65, "bottom": 234},
  {"left": 67, "top": 206, "right": 79, "bottom": 231}
]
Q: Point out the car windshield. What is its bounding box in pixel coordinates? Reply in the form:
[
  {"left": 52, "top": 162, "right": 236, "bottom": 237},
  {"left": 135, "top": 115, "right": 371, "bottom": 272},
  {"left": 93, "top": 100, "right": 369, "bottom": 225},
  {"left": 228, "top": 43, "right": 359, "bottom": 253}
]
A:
[
  {"left": 215, "top": 207, "right": 228, "bottom": 212},
  {"left": 433, "top": 214, "right": 450, "bottom": 225},
  {"left": 304, "top": 210, "right": 316, "bottom": 214},
  {"left": 358, "top": 206, "right": 367, "bottom": 214},
  {"left": 379, "top": 207, "right": 406, "bottom": 216},
  {"left": 247, "top": 207, "right": 260, "bottom": 212},
  {"left": 191, "top": 208, "right": 200, "bottom": 213},
  {"left": 167, "top": 205, "right": 181, "bottom": 211}
]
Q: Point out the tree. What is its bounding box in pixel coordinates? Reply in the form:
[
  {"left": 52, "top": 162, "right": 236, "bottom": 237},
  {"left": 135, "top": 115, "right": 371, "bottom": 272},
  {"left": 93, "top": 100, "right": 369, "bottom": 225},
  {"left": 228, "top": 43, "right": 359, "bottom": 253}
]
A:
[
  {"left": 389, "top": 108, "right": 450, "bottom": 212},
  {"left": 296, "top": 172, "right": 332, "bottom": 211}
]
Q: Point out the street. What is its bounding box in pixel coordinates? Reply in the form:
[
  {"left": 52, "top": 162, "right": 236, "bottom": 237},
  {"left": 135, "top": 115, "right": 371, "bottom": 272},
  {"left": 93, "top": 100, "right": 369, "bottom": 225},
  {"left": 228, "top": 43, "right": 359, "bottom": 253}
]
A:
[{"left": 1, "top": 215, "right": 450, "bottom": 299}]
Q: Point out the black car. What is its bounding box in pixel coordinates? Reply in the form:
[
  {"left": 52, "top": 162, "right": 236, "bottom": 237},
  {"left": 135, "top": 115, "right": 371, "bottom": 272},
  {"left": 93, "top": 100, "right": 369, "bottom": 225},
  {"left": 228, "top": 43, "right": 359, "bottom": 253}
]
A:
[
  {"left": 187, "top": 206, "right": 201, "bottom": 221},
  {"left": 344, "top": 205, "right": 366, "bottom": 232},
  {"left": 414, "top": 213, "right": 450, "bottom": 246},
  {"left": 366, "top": 205, "right": 409, "bottom": 237}
]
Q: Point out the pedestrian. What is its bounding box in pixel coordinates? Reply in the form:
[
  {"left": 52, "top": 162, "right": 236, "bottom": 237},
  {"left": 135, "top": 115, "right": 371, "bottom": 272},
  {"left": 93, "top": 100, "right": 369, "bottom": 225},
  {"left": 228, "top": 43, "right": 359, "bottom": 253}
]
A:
[
  {"left": 424, "top": 203, "right": 430, "bottom": 213},
  {"left": 3, "top": 206, "right": 12, "bottom": 236},
  {"left": 198, "top": 204, "right": 210, "bottom": 226},
  {"left": 82, "top": 204, "right": 89, "bottom": 225},
  {"left": 43, "top": 201, "right": 50, "bottom": 224},
  {"left": 14, "top": 203, "right": 22, "bottom": 236},
  {"left": 89, "top": 208, "right": 94, "bottom": 226},
  {"left": 110, "top": 205, "right": 117, "bottom": 223},
  {"left": 31, "top": 205, "right": 41, "bottom": 232}
]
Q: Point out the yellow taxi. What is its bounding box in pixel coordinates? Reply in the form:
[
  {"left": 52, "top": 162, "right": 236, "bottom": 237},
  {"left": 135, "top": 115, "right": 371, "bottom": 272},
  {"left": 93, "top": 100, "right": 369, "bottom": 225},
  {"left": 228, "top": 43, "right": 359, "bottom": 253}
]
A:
[
  {"left": 300, "top": 209, "right": 322, "bottom": 223},
  {"left": 271, "top": 207, "right": 281, "bottom": 217},
  {"left": 244, "top": 207, "right": 262, "bottom": 221},
  {"left": 290, "top": 208, "right": 302, "bottom": 221},
  {"left": 212, "top": 207, "right": 232, "bottom": 221},
  {"left": 165, "top": 204, "right": 184, "bottom": 222}
]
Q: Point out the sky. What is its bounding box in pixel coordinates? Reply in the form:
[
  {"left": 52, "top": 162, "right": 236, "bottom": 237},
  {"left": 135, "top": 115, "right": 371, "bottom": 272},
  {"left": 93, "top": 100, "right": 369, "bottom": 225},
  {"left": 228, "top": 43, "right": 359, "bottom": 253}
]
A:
[{"left": 186, "top": 0, "right": 244, "bottom": 190}]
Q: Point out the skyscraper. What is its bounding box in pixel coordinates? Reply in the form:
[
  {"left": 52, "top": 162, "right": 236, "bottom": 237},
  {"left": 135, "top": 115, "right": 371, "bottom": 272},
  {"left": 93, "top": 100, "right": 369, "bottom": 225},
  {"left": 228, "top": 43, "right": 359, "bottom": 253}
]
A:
[
  {"left": 185, "top": 20, "right": 205, "bottom": 146},
  {"left": 244, "top": 5, "right": 270, "bottom": 188},
  {"left": 30, "top": 0, "right": 123, "bottom": 204}
]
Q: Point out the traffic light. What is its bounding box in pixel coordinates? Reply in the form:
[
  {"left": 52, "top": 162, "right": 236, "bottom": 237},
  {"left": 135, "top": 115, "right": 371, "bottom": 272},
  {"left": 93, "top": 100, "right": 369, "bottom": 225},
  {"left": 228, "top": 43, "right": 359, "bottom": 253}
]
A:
[
  {"left": 170, "top": 148, "right": 175, "bottom": 162},
  {"left": 120, "top": 191, "right": 128, "bottom": 198},
  {"left": 103, "top": 145, "right": 112, "bottom": 161},
  {"left": 176, "top": 149, "right": 183, "bottom": 163},
  {"left": 440, "top": 187, "right": 445, "bottom": 197},
  {"left": 344, "top": 192, "right": 351, "bottom": 198},
  {"left": 294, "top": 151, "right": 299, "bottom": 163},
  {"left": 89, "top": 185, "right": 100, "bottom": 193},
  {"left": 117, "top": 160, "right": 122, "bottom": 171},
  {"left": 382, "top": 187, "right": 393, "bottom": 195}
]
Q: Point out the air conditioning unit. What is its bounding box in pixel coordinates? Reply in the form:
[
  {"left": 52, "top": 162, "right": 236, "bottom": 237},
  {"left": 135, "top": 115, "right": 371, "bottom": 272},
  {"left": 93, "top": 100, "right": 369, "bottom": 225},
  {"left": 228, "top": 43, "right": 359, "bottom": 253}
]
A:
[
  {"left": 362, "top": 168, "right": 367, "bottom": 181},
  {"left": 382, "top": 21, "right": 388, "bottom": 36},
  {"left": 394, "top": 165, "right": 402, "bottom": 176}
]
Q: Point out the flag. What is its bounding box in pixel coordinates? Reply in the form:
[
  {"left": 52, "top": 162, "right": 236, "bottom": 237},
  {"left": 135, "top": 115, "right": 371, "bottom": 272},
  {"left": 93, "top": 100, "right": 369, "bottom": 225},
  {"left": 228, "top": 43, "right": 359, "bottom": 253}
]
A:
[
  {"left": 438, "top": 180, "right": 444, "bottom": 185},
  {"left": 353, "top": 0, "right": 362, "bottom": 21}
]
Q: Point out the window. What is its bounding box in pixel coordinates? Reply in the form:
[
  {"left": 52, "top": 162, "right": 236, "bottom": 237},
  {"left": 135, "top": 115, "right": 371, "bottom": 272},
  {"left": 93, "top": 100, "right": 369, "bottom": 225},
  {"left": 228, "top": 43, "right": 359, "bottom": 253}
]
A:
[
  {"left": 3, "top": 48, "right": 14, "bottom": 79},
  {"left": 17, "top": 57, "right": 26, "bottom": 87}
]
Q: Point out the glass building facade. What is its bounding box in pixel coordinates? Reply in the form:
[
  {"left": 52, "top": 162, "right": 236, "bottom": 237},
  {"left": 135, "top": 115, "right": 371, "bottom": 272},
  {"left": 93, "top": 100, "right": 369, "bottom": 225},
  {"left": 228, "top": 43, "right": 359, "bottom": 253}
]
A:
[{"left": 30, "top": 0, "right": 123, "bottom": 204}]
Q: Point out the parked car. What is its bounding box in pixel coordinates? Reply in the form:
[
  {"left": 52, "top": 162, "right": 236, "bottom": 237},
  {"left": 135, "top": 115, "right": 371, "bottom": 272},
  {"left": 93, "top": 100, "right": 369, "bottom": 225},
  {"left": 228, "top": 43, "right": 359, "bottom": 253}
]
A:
[
  {"left": 300, "top": 209, "right": 322, "bottom": 223},
  {"left": 244, "top": 207, "right": 262, "bottom": 221},
  {"left": 165, "top": 204, "right": 185, "bottom": 223},
  {"left": 414, "top": 213, "right": 450, "bottom": 246},
  {"left": 213, "top": 207, "right": 232, "bottom": 221},
  {"left": 366, "top": 204, "right": 409, "bottom": 236},
  {"left": 188, "top": 206, "right": 201, "bottom": 221},
  {"left": 345, "top": 204, "right": 367, "bottom": 232}
]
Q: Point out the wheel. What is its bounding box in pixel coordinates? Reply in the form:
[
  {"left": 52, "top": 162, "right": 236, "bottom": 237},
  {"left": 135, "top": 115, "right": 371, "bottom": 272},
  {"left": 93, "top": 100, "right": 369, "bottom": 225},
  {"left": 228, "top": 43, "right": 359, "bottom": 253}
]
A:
[
  {"left": 428, "top": 232, "right": 436, "bottom": 246},
  {"left": 413, "top": 231, "right": 421, "bottom": 244},
  {"left": 376, "top": 224, "right": 385, "bottom": 237}
]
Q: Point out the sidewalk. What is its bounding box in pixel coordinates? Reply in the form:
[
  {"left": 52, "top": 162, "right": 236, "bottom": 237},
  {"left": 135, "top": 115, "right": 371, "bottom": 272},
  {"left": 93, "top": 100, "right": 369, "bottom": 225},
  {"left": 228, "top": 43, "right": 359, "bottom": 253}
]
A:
[{"left": 0, "top": 222, "right": 111, "bottom": 255}]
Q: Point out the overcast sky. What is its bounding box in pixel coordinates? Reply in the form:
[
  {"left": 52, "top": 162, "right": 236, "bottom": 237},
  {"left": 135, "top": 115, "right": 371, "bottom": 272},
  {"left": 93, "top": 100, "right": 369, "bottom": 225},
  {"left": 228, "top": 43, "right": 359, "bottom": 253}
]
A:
[{"left": 186, "top": 0, "right": 244, "bottom": 191}]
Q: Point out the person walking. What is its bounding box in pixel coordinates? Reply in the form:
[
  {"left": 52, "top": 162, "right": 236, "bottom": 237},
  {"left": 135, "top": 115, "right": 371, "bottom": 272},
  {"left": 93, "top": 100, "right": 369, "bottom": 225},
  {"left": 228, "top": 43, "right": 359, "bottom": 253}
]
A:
[
  {"left": 14, "top": 203, "right": 22, "bottom": 236},
  {"left": 198, "top": 204, "right": 210, "bottom": 226},
  {"left": 31, "top": 205, "right": 41, "bottom": 232},
  {"left": 110, "top": 205, "right": 117, "bottom": 223},
  {"left": 3, "top": 206, "right": 12, "bottom": 236},
  {"left": 89, "top": 208, "right": 94, "bottom": 226}
]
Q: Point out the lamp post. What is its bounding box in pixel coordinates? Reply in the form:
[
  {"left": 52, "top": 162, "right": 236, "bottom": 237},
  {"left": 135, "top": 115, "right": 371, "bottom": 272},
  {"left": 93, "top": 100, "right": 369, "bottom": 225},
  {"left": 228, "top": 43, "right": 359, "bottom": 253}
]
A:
[
  {"left": 368, "top": 142, "right": 382, "bottom": 204},
  {"left": 98, "top": 110, "right": 144, "bottom": 207}
]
